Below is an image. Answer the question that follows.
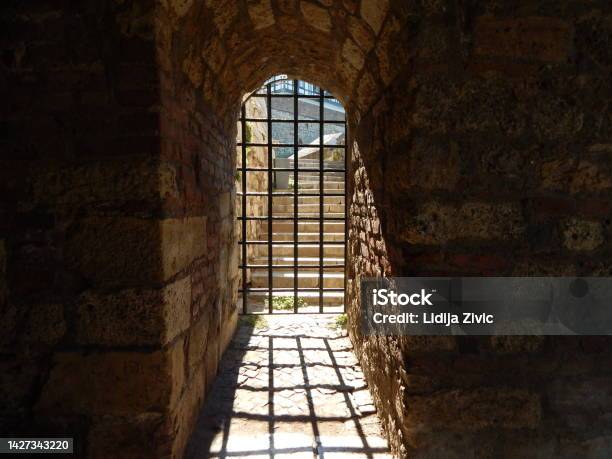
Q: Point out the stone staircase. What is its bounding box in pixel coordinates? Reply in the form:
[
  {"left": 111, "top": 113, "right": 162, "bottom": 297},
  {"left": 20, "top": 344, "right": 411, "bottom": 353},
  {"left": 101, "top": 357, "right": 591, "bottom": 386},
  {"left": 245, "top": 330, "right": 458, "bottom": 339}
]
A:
[{"left": 243, "top": 159, "right": 345, "bottom": 313}]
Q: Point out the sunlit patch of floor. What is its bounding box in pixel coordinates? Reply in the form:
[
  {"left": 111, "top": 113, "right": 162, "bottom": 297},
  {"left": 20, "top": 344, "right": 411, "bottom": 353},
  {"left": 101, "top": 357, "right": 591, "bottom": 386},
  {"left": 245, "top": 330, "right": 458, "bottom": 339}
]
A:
[{"left": 185, "top": 314, "right": 392, "bottom": 458}]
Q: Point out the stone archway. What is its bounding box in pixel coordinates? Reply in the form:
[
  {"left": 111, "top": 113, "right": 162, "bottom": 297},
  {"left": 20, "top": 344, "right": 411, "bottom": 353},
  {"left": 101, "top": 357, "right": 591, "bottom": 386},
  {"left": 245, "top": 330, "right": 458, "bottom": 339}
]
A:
[{"left": 2, "top": 1, "right": 612, "bottom": 458}]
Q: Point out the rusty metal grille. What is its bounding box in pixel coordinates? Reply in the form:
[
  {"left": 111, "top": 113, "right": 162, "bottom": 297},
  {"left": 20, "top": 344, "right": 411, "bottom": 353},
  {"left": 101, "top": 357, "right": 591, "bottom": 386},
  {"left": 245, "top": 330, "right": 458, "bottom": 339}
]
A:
[{"left": 237, "top": 78, "right": 347, "bottom": 314}]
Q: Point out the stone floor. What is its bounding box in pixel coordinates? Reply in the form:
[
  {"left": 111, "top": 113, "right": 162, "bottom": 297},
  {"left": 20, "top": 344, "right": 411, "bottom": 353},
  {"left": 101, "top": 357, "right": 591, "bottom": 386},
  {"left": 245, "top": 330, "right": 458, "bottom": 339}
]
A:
[{"left": 185, "top": 314, "right": 392, "bottom": 459}]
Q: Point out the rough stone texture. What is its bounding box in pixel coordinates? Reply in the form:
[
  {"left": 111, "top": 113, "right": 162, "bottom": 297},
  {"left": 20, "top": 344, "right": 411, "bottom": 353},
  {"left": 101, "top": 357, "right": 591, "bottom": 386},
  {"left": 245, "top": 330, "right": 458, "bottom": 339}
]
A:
[
  {"left": 346, "top": 1, "right": 612, "bottom": 457},
  {"left": 1, "top": 1, "right": 238, "bottom": 457},
  {"left": 236, "top": 98, "right": 268, "bottom": 284},
  {"left": 2, "top": 0, "right": 612, "bottom": 458}
]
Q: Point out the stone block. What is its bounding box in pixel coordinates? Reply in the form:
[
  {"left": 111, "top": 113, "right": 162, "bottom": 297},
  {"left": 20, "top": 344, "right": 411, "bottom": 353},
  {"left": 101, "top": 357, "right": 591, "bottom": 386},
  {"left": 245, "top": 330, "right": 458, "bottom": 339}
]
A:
[
  {"left": 342, "top": 38, "right": 365, "bottom": 69},
  {"left": 404, "top": 388, "right": 541, "bottom": 433},
  {"left": 570, "top": 160, "right": 612, "bottom": 194},
  {"left": 187, "top": 315, "right": 209, "bottom": 375},
  {"left": 65, "top": 216, "right": 206, "bottom": 288},
  {"left": 76, "top": 275, "right": 191, "bottom": 346},
  {"left": 562, "top": 218, "right": 604, "bottom": 251},
  {"left": 489, "top": 336, "right": 545, "bottom": 354},
  {"left": 36, "top": 343, "right": 185, "bottom": 416},
  {"left": 348, "top": 16, "right": 376, "bottom": 51},
  {"left": 0, "top": 239, "right": 5, "bottom": 276},
  {"left": 301, "top": 1, "right": 332, "bottom": 32},
  {"left": 248, "top": 0, "right": 275, "bottom": 30},
  {"left": 387, "top": 138, "right": 459, "bottom": 192},
  {"left": 161, "top": 216, "right": 207, "bottom": 279},
  {"left": 473, "top": 16, "right": 572, "bottom": 62},
  {"left": 400, "top": 202, "right": 525, "bottom": 245},
  {"left": 360, "top": 0, "right": 388, "bottom": 34},
  {"left": 87, "top": 413, "right": 167, "bottom": 459},
  {"left": 0, "top": 357, "right": 39, "bottom": 414},
  {"left": 31, "top": 158, "right": 174, "bottom": 209},
  {"left": 548, "top": 377, "right": 612, "bottom": 426},
  {"left": 22, "top": 303, "right": 66, "bottom": 347},
  {"left": 169, "top": 363, "right": 207, "bottom": 459}
]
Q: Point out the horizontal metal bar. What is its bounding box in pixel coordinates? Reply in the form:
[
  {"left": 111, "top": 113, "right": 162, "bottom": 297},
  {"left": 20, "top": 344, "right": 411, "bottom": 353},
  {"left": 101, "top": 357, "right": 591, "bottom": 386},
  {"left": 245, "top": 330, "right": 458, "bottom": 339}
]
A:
[
  {"left": 239, "top": 311, "right": 343, "bottom": 315},
  {"left": 242, "top": 118, "right": 346, "bottom": 124},
  {"left": 237, "top": 142, "right": 346, "bottom": 148},
  {"left": 239, "top": 168, "right": 346, "bottom": 173},
  {"left": 238, "top": 192, "right": 345, "bottom": 197},
  {"left": 237, "top": 216, "right": 345, "bottom": 221},
  {"left": 248, "top": 93, "right": 339, "bottom": 99},
  {"left": 239, "top": 288, "right": 345, "bottom": 292},
  {"left": 240, "top": 264, "right": 345, "bottom": 269},
  {"left": 239, "top": 240, "right": 346, "bottom": 245}
]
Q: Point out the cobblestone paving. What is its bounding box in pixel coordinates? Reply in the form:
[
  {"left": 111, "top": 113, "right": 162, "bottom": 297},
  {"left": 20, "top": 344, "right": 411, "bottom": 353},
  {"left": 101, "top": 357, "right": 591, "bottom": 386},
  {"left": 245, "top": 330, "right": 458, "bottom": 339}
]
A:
[{"left": 185, "top": 314, "right": 392, "bottom": 459}]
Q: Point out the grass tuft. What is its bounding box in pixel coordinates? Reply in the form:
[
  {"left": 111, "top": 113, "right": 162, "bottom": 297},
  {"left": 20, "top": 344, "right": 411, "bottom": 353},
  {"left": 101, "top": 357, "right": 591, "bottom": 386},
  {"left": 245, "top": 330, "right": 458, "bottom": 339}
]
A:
[
  {"left": 334, "top": 313, "right": 348, "bottom": 329},
  {"left": 265, "top": 295, "right": 307, "bottom": 311},
  {"left": 239, "top": 315, "right": 267, "bottom": 329}
]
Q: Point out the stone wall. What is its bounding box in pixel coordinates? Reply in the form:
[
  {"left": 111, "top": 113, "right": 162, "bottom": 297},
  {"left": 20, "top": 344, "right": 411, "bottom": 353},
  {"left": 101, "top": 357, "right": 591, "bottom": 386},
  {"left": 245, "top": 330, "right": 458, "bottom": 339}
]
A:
[
  {"left": 236, "top": 97, "right": 268, "bottom": 283},
  {"left": 1, "top": 1, "right": 238, "bottom": 457},
  {"left": 2, "top": 0, "right": 612, "bottom": 458},
  {"left": 347, "top": 1, "right": 612, "bottom": 457}
]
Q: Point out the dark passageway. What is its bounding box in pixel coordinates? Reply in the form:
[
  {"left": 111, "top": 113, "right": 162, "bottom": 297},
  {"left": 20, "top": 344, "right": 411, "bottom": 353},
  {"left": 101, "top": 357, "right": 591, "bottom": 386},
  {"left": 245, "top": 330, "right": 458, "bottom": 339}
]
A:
[{"left": 2, "top": 1, "right": 612, "bottom": 458}]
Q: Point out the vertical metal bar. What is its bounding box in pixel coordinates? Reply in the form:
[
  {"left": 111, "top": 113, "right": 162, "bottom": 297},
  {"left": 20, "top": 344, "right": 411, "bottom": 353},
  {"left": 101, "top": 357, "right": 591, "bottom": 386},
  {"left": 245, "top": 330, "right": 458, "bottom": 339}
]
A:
[
  {"left": 343, "top": 114, "right": 348, "bottom": 313},
  {"left": 241, "top": 104, "right": 248, "bottom": 314},
  {"left": 267, "top": 82, "right": 273, "bottom": 314},
  {"left": 319, "top": 87, "right": 324, "bottom": 313},
  {"left": 293, "top": 80, "right": 299, "bottom": 313}
]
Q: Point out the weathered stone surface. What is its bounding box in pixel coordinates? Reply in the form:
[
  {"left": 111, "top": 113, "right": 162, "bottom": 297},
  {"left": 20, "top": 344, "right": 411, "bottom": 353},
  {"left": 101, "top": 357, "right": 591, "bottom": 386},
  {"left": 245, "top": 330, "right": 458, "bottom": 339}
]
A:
[
  {"left": 490, "top": 336, "right": 545, "bottom": 354},
  {"left": 166, "top": 0, "right": 195, "bottom": 18},
  {"left": 76, "top": 276, "right": 191, "bottom": 346},
  {"left": 22, "top": 303, "right": 66, "bottom": 347},
  {"left": 360, "top": 0, "right": 388, "bottom": 35},
  {"left": 65, "top": 216, "right": 206, "bottom": 287},
  {"left": 87, "top": 413, "right": 166, "bottom": 459},
  {"left": 473, "top": 17, "right": 573, "bottom": 62},
  {"left": 247, "top": 0, "right": 275, "bottom": 30},
  {"left": 0, "top": 357, "right": 39, "bottom": 414},
  {"left": 404, "top": 388, "right": 541, "bottom": 432},
  {"left": 31, "top": 158, "right": 172, "bottom": 208},
  {"left": 342, "top": 38, "right": 365, "bottom": 69},
  {"left": 187, "top": 315, "right": 209, "bottom": 375},
  {"left": 400, "top": 202, "right": 525, "bottom": 244},
  {"left": 386, "top": 138, "right": 460, "bottom": 192},
  {"left": 36, "top": 344, "right": 185, "bottom": 416},
  {"left": 0, "top": 239, "right": 6, "bottom": 306},
  {"left": 301, "top": 1, "right": 332, "bottom": 32},
  {"left": 562, "top": 218, "right": 604, "bottom": 251}
]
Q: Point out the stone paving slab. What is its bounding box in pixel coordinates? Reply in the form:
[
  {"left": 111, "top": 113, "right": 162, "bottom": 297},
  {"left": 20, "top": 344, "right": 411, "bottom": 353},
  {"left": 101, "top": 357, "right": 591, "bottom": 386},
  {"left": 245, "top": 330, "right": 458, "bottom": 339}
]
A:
[{"left": 185, "top": 314, "right": 392, "bottom": 459}]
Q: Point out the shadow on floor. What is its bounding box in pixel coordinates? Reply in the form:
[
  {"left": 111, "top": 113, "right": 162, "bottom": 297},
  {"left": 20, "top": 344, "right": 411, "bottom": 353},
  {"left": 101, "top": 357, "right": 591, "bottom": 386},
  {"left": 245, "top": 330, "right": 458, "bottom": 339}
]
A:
[{"left": 184, "top": 314, "right": 391, "bottom": 458}]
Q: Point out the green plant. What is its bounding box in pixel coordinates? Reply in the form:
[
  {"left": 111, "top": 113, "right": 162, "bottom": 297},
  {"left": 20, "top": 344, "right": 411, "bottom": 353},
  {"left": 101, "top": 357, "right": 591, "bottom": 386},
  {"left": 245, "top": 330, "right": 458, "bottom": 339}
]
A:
[
  {"left": 334, "top": 313, "right": 348, "bottom": 329},
  {"left": 245, "top": 122, "right": 253, "bottom": 143},
  {"left": 265, "top": 295, "right": 307, "bottom": 310},
  {"left": 239, "top": 315, "right": 267, "bottom": 329},
  {"left": 235, "top": 170, "right": 241, "bottom": 182}
]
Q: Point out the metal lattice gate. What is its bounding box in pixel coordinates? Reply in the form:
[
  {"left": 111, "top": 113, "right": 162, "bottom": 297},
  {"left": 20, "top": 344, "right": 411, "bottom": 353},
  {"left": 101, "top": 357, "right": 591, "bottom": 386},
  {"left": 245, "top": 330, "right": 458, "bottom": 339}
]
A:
[{"left": 237, "top": 77, "right": 347, "bottom": 314}]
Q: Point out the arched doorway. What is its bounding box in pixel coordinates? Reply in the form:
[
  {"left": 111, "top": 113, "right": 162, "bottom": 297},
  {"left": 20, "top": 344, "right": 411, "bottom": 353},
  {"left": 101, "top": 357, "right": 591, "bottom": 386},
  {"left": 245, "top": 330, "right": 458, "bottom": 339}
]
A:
[{"left": 237, "top": 76, "right": 347, "bottom": 314}]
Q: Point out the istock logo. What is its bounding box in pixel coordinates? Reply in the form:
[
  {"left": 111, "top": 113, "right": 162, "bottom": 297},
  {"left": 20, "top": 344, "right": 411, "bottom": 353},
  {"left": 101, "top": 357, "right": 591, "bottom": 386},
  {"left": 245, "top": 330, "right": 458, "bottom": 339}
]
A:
[{"left": 372, "top": 288, "right": 434, "bottom": 306}]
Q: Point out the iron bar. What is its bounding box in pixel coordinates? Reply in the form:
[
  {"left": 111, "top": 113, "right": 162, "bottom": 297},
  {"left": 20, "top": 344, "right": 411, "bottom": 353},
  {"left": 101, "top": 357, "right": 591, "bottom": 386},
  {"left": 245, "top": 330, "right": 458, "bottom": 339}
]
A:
[
  {"left": 293, "top": 79, "right": 299, "bottom": 313},
  {"left": 241, "top": 104, "right": 248, "bottom": 314},
  {"left": 319, "top": 86, "right": 324, "bottom": 313},
  {"left": 267, "top": 82, "right": 273, "bottom": 314}
]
